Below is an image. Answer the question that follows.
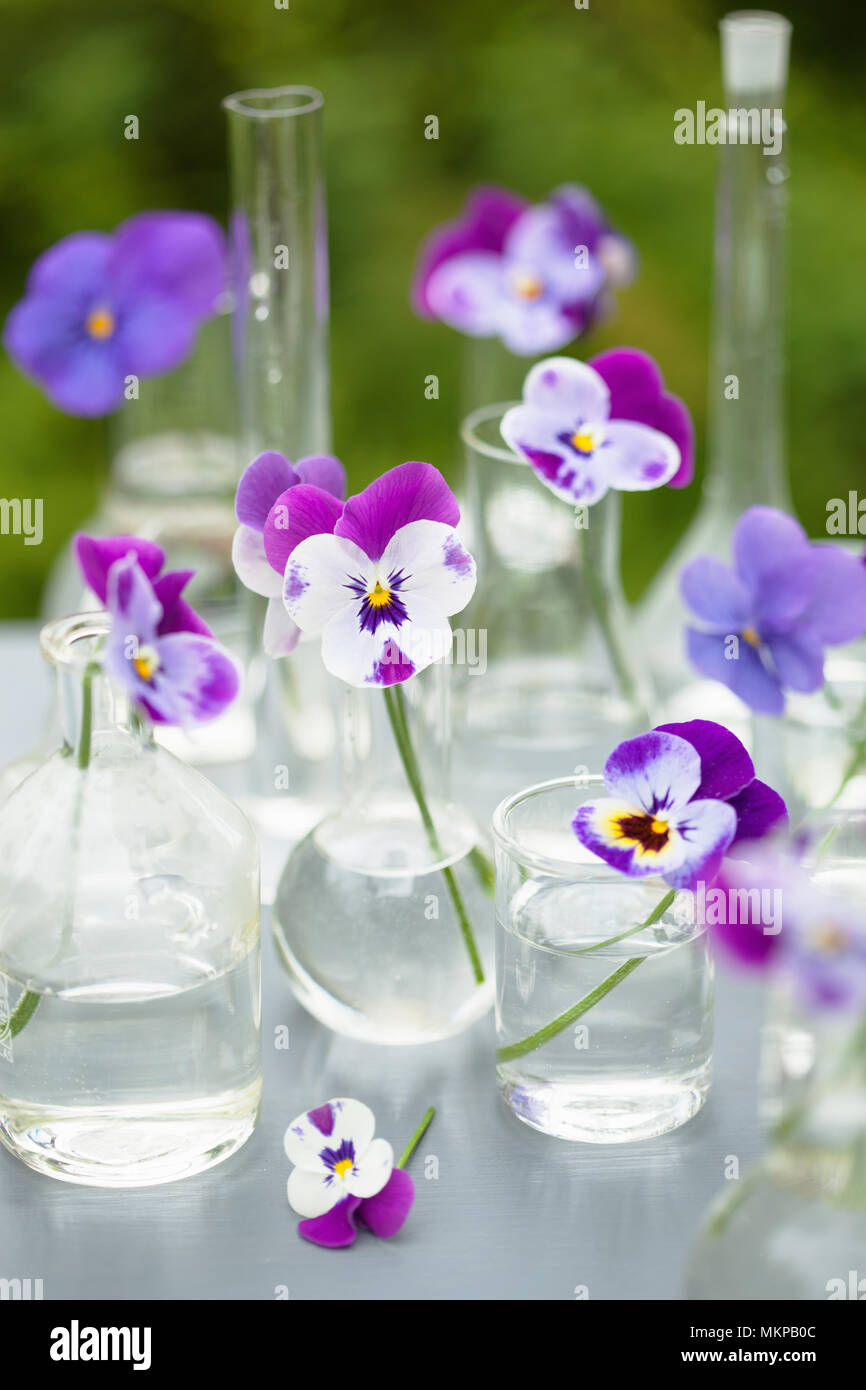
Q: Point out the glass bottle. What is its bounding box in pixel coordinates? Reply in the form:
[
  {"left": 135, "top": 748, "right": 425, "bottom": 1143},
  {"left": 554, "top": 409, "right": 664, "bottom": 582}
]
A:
[
  {"left": 454, "top": 402, "right": 648, "bottom": 827},
  {"left": 635, "top": 11, "right": 793, "bottom": 727},
  {"left": 223, "top": 86, "right": 337, "bottom": 885},
  {"left": 272, "top": 660, "right": 494, "bottom": 1045},
  {"left": 0, "top": 614, "right": 261, "bottom": 1187}
]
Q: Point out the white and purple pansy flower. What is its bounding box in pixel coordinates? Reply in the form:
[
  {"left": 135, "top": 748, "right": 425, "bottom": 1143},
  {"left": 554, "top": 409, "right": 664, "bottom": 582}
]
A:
[
  {"left": 412, "top": 183, "right": 636, "bottom": 355},
  {"left": 500, "top": 354, "right": 688, "bottom": 506},
  {"left": 231, "top": 450, "right": 347, "bottom": 658},
  {"left": 284, "top": 1098, "right": 414, "bottom": 1249},
  {"left": 81, "top": 540, "right": 240, "bottom": 727},
  {"left": 573, "top": 719, "right": 787, "bottom": 891},
  {"left": 276, "top": 461, "right": 476, "bottom": 688},
  {"left": 681, "top": 506, "right": 866, "bottom": 716}
]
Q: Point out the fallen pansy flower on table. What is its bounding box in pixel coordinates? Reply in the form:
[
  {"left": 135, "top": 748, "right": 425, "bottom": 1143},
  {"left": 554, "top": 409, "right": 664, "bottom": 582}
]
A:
[
  {"left": 284, "top": 1099, "right": 433, "bottom": 1249},
  {"left": 412, "top": 183, "right": 636, "bottom": 354}
]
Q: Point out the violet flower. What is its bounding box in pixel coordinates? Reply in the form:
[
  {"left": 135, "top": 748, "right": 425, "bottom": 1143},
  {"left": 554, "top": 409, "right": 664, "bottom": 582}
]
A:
[
  {"left": 74, "top": 535, "right": 239, "bottom": 726},
  {"left": 412, "top": 183, "right": 635, "bottom": 354},
  {"left": 574, "top": 719, "right": 787, "bottom": 891},
  {"left": 231, "top": 450, "right": 347, "bottom": 657},
  {"left": 501, "top": 353, "right": 692, "bottom": 505},
  {"left": 681, "top": 507, "right": 866, "bottom": 716},
  {"left": 4, "top": 212, "right": 227, "bottom": 417},
  {"left": 265, "top": 460, "right": 476, "bottom": 688},
  {"left": 713, "top": 846, "right": 866, "bottom": 1012},
  {"left": 285, "top": 1099, "right": 415, "bottom": 1249}
]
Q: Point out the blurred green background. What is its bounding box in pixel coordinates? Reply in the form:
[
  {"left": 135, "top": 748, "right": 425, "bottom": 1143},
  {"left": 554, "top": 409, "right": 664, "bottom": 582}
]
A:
[{"left": 0, "top": 0, "right": 863, "bottom": 617}]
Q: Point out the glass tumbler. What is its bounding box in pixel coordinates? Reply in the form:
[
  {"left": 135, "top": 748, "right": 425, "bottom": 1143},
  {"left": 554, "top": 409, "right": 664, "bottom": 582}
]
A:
[{"left": 493, "top": 776, "right": 713, "bottom": 1142}]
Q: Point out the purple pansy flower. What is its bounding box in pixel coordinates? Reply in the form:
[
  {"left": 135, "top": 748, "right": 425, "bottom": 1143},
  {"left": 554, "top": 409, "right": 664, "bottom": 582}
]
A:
[
  {"left": 681, "top": 507, "right": 866, "bottom": 716},
  {"left": 4, "top": 212, "right": 227, "bottom": 417},
  {"left": 501, "top": 354, "right": 689, "bottom": 505},
  {"left": 284, "top": 1098, "right": 414, "bottom": 1249},
  {"left": 273, "top": 461, "right": 476, "bottom": 688},
  {"left": 589, "top": 348, "right": 694, "bottom": 488},
  {"left": 231, "top": 450, "right": 347, "bottom": 657},
  {"left": 714, "top": 847, "right": 866, "bottom": 1012},
  {"left": 574, "top": 719, "right": 787, "bottom": 891},
  {"left": 412, "top": 183, "right": 635, "bottom": 355},
  {"left": 77, "top": 537, "right": 239, "bottom": 727}
]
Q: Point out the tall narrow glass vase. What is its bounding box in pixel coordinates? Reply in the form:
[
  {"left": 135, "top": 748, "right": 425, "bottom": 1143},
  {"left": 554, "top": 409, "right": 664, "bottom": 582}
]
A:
[
  {"left": 454, "top": 403, "right": 648, "bottom": 826},
  {"left": 223, "top": 86, "right": 336, "bottom": 890}
]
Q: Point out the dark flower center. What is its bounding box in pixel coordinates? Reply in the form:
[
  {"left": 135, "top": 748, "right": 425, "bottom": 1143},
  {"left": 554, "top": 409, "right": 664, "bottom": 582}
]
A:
[{"left": 613, "top": 812, "right": 671, "bottom": 854}]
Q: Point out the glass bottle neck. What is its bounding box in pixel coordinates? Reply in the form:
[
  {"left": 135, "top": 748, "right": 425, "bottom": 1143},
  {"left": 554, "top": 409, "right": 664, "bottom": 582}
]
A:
[
  {"left": 41, "top": 615, "right": 151, "bottom": 766},
  {"left": 338, "top": 664, "right": 452, "bottom": 811}
]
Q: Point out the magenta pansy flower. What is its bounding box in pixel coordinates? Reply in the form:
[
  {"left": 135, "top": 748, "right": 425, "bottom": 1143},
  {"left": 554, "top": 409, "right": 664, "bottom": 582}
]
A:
[
  {"left": 284, "top": 1098, "right": 414, "bottom": 1249},
  {"left": 3, "top": 212, "right": 226, "bottom": 417},
  {"left": 75, "top": 532, "right": 211, "bottom": 638},
  {"left": 275, "top": 461, "right": 476, "bottom": 688},
  {"left": 501, "top": 354, "right": 690, "bottom": 506},
  {"left": 681, "top": 507, "right": 866, "bottom": 716},
  {"left": 574, "top": 719, "right": 787, "bottom": 891},
  {"left": 231, "top": 450, "right": 347, "bottom": 658},
  {"left": 714, "top": 847, "right": 866, "bottom": 1012},
  {"left": 412, "top": 183, "right": 635, "bottom": 355}
]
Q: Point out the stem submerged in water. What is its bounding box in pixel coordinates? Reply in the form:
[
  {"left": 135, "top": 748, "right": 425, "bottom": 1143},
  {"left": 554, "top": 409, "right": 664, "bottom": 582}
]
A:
[{"left": 383, "top": 683, "right": 485, "bottom": 986}]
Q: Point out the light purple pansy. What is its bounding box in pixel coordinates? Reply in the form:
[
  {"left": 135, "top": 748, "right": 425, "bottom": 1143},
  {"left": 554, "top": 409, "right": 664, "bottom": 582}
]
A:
[
  {"left": 714, "top": 847, "right": 866, "bottom": 1012},
  {"left": 284, "top": 1098, "right": 414, "bottom": 1249},
  {"left": 574, "top": 719, "right": 787, "bottom": 891},
  {"left": 501, "top": 355, "right": 686, "bottom": 506},
  {"left": 4, "top": 212, "right": 227, "bottom": 417},
  {"left": 75, "top": 532, "right": 212, "bottom": 638},
  {"left": 281, "top": 461, "right": 477, "bottom": 688},
  {"left": 100, "top": 552, "right": 239, "bottom": 726},
  {"left": 413, "top": 183, "right": 635, "bottom": 355},
  {"left": 681, "top": 507, "right": 866, "bottom": 716},
  {"left": 231, "top": 451, "right": 347, "bottom": 658}
]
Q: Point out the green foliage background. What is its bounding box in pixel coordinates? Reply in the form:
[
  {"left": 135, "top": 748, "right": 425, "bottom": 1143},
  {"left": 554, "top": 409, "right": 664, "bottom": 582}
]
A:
[{"left": 0, "top": 0, "right": 863, "bottom": 617}]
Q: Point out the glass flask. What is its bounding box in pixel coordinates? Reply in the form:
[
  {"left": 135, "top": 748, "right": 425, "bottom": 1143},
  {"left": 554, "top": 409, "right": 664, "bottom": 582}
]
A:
[
  {"left": 493, "top": 777, "right": 713, "bottom": 1143},
  {"left": 0, "top": 614, "right": 262, "bottom": 1187},
  {"left": 272, "top": 661, "right": 494, "bottom": 1045},
  {"left": 455, "top": 404, "right": 648, "bottom": 827}
]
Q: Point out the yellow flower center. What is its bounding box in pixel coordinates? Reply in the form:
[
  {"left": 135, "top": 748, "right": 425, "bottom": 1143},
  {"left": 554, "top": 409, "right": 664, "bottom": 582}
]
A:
[
  {"left": 85, "top": 306, "right": 116, "bottom": 340},
  {"left": 513, "top": 272, "right": 544, "bottom": 301},
  {"left": 570, "top": 431, "right": 595, "bottom": 454},
  {"left": 132, "top": 646, "right": 160, "bottom": 682},
  {"left": 333, "top": 1158, "right": 353, "bottom": 1180},
  {"left": 650, "top": 818, "right": 669, "bottom": 836},
  {"left": 367, "top": 581, "right": 392, "bottom": 609},
  {"left": 742, "top": 627, "right": 761, "bottom": 647}
]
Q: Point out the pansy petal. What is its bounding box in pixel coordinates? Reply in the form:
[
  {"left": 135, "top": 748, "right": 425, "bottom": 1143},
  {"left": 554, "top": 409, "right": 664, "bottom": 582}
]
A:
[
  {"left": 573, "top": 797, "right": 688, "bottom": 878},
  {"left": 732, "top": 507, "right": 815, "bottom": 628},
  {"left": 727, "top": 779, "right": 788, "bottom": 850},
  {"left": 520, "top": 355, "right": 610, "bottom": 422},
  {"left": 298, "top": 1196, "right": 361, "bottom": 1248},
  {"left": 765, "top": 629, "right": 825, "bottom": 694},
  {"left": 287, "top": 1166, "right": 343, "bottom": 1219},
  {"left": 263, "top": 596, "right": 301, "bottom": 658},
  {"left": 232, "top": 524, "right": 283, "bottom": 597},
  {"left": 497, "top": 297, "right": 585, "bottom": 356},
  {"left": 284, "top": 533, "right": 371, "bottom": 635},
  {"left": 654, "top": 719, "right": 755, "bottom": 802},
  {"left": 75, "top": 533, "right": 165, "bottom": 604},
  {"left": 662, "top": 798, "right": 738, "bottom": 891},
  {"left": 26, "top": 231, "right": 113, "bottom": 300},
  {"left": 589, "top": 347, "right": 694, "bottom": 488},
  {"left": 679, "top": 557, "right": 752, "bottom": 632},
  {"left": 424, "top": 251, "right": 505, "bottom": 336},
  {"left": 411, "top": 184, "right": 527, "bottom": 318},
  {"left": 153, "top": 569, "right": 212, "bottom": 637},
  {"left": 346, "top": 1137, "right": 394, "bottom": 1200},
  {"left": 603, "top": 730, "right": 702, "bottom": 816},
  {"left": 685, "top": 627, "right": 785, "bottom": 716},
  {"left": 356, "top": 1168, "right": 415, "bottom": 1238},
  {"left": 106, "top": 553, "right": 163, "bottom": 640},
  {"left": 35, "top": 341, "right": 125, "bottom": 417},
  {"left": 379, "top": 520, "right": 477, "bottom": 618},
  {"left": 500, "top": 404, "right": 608, "bottom": 505},
  {"left": 115, "top": 293, "right": 198, "bottom": 377},
  {"left": 235, "top": 451, "right": 298, "bottom": 530},
  {"left": 335, "top": 462, "right": 460, "bottom": 563},
  {"left": 150, "top": 633, "right": 240, "bottom": 724},
  {"left": 799, "top": 545, "right": 866, "bottom": 646},
  {"left": 283, "top": 1098, "right": 376, "bottom": 1172},
  {"left": 264, "top": 483, "right": 345, "bottom": 577},
  {"left": 295, "top": 453, "right": 347, "bottom": 500},
  {"left": 111, "top": 211, "right": 227, "bottom": 320},
  {"left": 598, "top": 420, "right": 681, "bottom": 492},
  {"left": 319, "top": 605, "right": 425, "bottom": 688},
  {"left": 504, "top": 205, "right": 605, "bottom": 304}
]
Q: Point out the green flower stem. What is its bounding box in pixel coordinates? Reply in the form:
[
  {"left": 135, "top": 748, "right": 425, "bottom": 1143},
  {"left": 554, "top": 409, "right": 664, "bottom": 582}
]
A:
[
  {"left": 495, "top": 887, "right": 676, "bottom": 1063},
  {"left": 383, "top": 683, "right": 486, "bottom": 985},
  {"left": 397, "top": 1105, "right": 435, "bottom": 1170},
  {"left": 7, "top": 988, "right": 39, "bottom": 1038}
]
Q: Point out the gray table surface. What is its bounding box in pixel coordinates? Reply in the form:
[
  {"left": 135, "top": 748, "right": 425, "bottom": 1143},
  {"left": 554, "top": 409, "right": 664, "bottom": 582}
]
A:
[{"left": 0, "top": 621, "right": 764, "bottom": 1301}]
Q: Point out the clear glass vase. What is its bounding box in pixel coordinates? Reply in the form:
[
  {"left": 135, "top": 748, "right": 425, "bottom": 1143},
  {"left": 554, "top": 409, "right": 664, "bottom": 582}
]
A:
[
  {"left": 272, "top": 661, "right": 494, "bottom": 1045},
  {"left": 493, "top": 777, "right": 713, "bottom": 1142},
  {"left": 752, "top": 677, "right": 866, "bottom": 823},
  {"left": 0, "top": 615, "right": 262, "bottom": 1187},
  {"left": 635, "top": 11, "right": 793, "bottom": 727},
  {"left": 223, "top": 85, "right": 337, "bottom": 885},
  {"left": 455, "top": 404, "right": 648, "bottom": 826}
]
